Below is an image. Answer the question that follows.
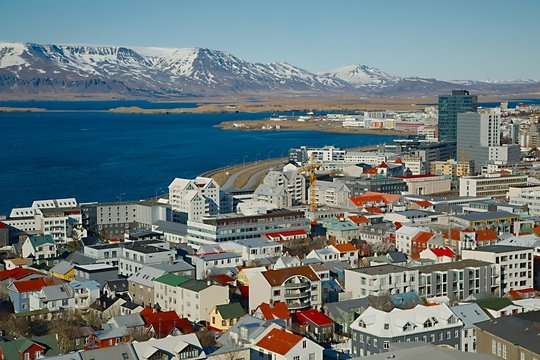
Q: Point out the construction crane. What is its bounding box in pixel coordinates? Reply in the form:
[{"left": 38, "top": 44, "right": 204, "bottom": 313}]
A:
[{"left": 297, "top": 152, "right": 321, "bottom": 212}]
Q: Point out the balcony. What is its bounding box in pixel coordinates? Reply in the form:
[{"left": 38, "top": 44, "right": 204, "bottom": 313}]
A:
[
  {"left": 284, "top": 290, "right": 310, "bottom": 299},
  {"left": 286, "top": 299, "right": 311, "bottom": 310},
  {"left": 284, "top": 281, "right": 310, "bottom": 289}
]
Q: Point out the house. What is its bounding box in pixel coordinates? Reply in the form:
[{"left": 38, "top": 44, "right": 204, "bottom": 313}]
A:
[
  {"left": 293, "top": 308, "right": 334, "bottom": 343},
  {"left": 0, "top": 267, "right": 44, "bottom": 289},
  {"left": 8, "top": 277, "right": 59, "bottom": 313},
  {"left": 128, "top": 266, "right": 168, "bottom": 307},
  {"left": 328, "top": 243, "right": 359, "bottom": 266},
  {"left": 88, "top": 295, "right": 127, "bottom": 321},
  {"left": 49, "top": 260, "right": 75, "bottom": 281},
  {"left": 325, "top": 297, "right": 370, "bottom": 336},
  {"left": 273, "top": 254, "right": 302, "bottom": 269},
  {"left": 103, "top": 279, "right": 129, "bottom": 298},
  {"left": 237, "top": 266, "right": 266, "bottom": 286},
  {"left": 265, "top": 229, "right": 308, "bottom": 243},
  {"left": 209, "top": 302, "right": 246, "bottom": 332},
  {"left": 85, "top": 325, "right": 131, "bottom": 349},
  {"left": 253, "top": 327, "right": 323, "bottom": 360},
  {"left": 132, "top": 334, "right": 205, "bottom": 360},
  {"left": 220, "top": 238, "right": 283, "bottom": 263},
  {"left": 68, "top": 280, "right": 101, "bottom": 309},
  {"left": 74, "top": 264, "right": 119, "bottom": 286},
  {"left": 248, "top": 265, "right": 323, "bottom": 313},
  {"left": 350, "top": 303, "right": 463, "bottom": 357},
  {"left": 450, "top": 303, "right": 490, "bottom": 353},
  {"left": 187, "top": 251, "right": 243, "bottom": 280},
  {"left": 29, "top": 283, "right": 74, "bottom": 312},
  {"left": 0, "top": 335, "right": 59, "bottom": 360},
  {"left": 475, "top": 311, "right": 540, "bottom": 360},
  {"left": 419, "top": 246, "right": 455, "bottom": 263},
  {"left": 140, "top": 308, "right": 193, "bottom": 337},
  {"left": 3, "top": 258, "right": 33, "bottom": 270},
  {"left": 79, "top": 343, "right": 138, "bottom": 360},
  {"left": 474, "top": 297, "right": 524, "bottom": 318},
  {"left": 153, "top": 273, "right": 229, "bottom": 322},
  {"left": 22, "top": 235, "right": 58, "bottom": 259}
]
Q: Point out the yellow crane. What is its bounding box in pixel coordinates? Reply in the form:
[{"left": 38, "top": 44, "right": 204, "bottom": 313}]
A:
[{"left": 297, "top": 152, "right": 321, "bottom": 212}]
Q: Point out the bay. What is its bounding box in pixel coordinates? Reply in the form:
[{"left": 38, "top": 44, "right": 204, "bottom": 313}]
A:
[{"left": 0, "top": 110, "right": 399, "bottom": 215}]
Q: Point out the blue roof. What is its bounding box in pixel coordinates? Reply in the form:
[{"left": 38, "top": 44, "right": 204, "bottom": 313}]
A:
[
  {"left": 29, "top": 235, "right": 55, "bottom": 248},
  {"left": 453, "top": 211, "right": 518, "bottom": 221},
  {"left": 68, "top": 280, "right": 101, "bottom": 291}
]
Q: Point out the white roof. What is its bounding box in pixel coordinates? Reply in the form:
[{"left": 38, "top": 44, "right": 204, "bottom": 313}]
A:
[{"left": 132, "top": 334, "right": 204, "bottom": 359}]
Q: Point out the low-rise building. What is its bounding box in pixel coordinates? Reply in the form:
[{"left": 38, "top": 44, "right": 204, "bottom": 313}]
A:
[
  {"left": 208, "top": 302, "right": 246, "bottom": 332},
  {"left": 344, "top": 265, "right": 419, "bottom": 299},
  {"left": 22, "top": 235, "right": 57, "bottom": 259},
  {"left": 450, "top": 303, "right": 491, "bottom": 353},
  {"left": 253, "top": 327, "right": 324, "bottom": 360},
  {"left": 394, "top": 174, "right": 452, "bottom": 195},
  {"left": 459, "top": 174, "right": 528, "bottom": 200}
]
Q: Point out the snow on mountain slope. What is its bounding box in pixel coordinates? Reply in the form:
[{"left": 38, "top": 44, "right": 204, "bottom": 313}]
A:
[
  {"left": 0, "top": 42, "right": 28, "bottom": 68},
  {"left": 322, "top": 64, "right": 400, "bottom": 87}
]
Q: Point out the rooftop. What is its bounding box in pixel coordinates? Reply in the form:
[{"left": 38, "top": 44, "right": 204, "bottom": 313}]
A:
[
  {"left": 348, "top": 264, "right": 412, "bottom": 276},
  {"left": 416, "top": 259, "right": 492, "bottom": 273}
]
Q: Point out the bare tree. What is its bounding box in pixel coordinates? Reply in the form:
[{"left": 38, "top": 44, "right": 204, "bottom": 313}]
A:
[{"left": 128, "top": 326, "right": 153, "bottom": 342}]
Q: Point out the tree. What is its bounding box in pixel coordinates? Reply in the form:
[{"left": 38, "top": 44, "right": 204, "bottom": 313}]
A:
[
  {"left": 0, "top": 315, "right": 31, "bottom": 337},
  {"left": 128, "top": 326, "right": 153, "bottom": 342}
]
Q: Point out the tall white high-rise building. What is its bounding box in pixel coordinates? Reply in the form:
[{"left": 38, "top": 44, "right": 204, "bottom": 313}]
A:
[{"left": 457, "top": 109, "right": 520, "bottom": 173}]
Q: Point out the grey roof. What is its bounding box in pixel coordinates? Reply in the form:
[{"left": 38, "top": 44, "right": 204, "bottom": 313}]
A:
[
  {"left": 153, "top": 220, "right": 188, "bottom": 235},
  {"left": 217, "top": 314, "right": 283, "bottom": 347},
  {"left": 394, "top": 210, "right": 432, "bottom": 217},
  {"left": 326, "top": 297, "right": 370, "bottom": 320},
  {"left": 49, "top": 260, "right": 74, "bottom": 275},
  {"left": 450, "top": 303, "right": 490, "bottom": 329},
  {"left": 472, "top": 245, "right": 532, "bottom": 253},
  {"left": 104, "top": 279, "right": 128, "bottom": 292},
  {"left": 348, "top": 264, "right": 412, "bottom": 276},
  {"left": 387, "top": 251, "right": 408, "bottom": 263},
  {"left": 42, "top": 284, "right": 72, "bottom": 301},
  {"left": 128, "top": 266, "right": 166, "bottom": 287},
  {"left": 416, "top": 259, "right": 492, "bottom": 273},
  {"left": 107, "top": 314, "right": 145, "bottom": 328},
  {"left": 79, "top": 343, "right": 137, "bottom": 360},
  {"left": 66, "top": 252, "right": 98, "bottom": 265},
  {"left": 452, "top": 210, "right": 518, "bottom": 221},
  {"left": 151, "top": 260, "right": 194, "bottom": 273},
  {"left": 475, "top": 311, "right": 540, "bottom": 355},
  {"left": 234, "top": 237, "right": 280, "bottom": 248},
  {"left": 194, "top": 252, "right": 241, "bottom": 261}
]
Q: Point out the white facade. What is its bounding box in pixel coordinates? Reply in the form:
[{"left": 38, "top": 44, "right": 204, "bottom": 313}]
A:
[
  {"left": 253, "top": 184, "right": 292, "bottom": 208},
  {"left": 510, "top": 190, "right": 540, "bottom": 215},
  {"left": 344, "top": 265, "right": 419, "bottom": 299},
  {"left": 312, "top": 181, "right": 350, "bottom": 208},
  {"left": 459, "top": 174, "right": 529, "bottom": 199},
  {"left": 263, "top": 170, "right": 307, "bottom": 205}
]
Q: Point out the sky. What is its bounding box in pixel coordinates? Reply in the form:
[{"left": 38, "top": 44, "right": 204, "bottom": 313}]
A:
[{"left": 2, "top": 0, "right": 539, "bottom": 81}]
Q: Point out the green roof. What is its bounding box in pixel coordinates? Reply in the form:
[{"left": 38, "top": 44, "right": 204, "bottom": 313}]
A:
[
  {"left": 216, "top": 302, "right": 246, "bottom": 319},
  {"left": 155, "top": 273, "right": 191, "bottom": 287},
  {"left": 0, "top": 335, "right": 59, "bottom": 359},
  {"left": 475, "top": 297, "right": 514, "bottom": 312},
  {"left": 179, "top": 279, "right": 210, "bottom": 292},
  {"left": 29, "top": 235, "right": 55, "bottom": 248}
]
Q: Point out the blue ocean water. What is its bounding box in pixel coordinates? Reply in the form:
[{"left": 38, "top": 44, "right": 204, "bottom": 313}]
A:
[
  {"left": 0, "top": 100, "right": 199, "bottom": 110},
  {"left": 0, "top": 109, "right": 398, "bottom": 214}
]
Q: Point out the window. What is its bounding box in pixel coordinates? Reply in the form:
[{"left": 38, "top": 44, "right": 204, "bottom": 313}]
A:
[
  {"left": 384, "top": 323, "right": 389, "bottom": 330},
  {"left": 303, "top": 340, "right": 307, "bottom": 349},
  {"left": 293, "top": 356, "right": 300, "bottom": 360},
  {"left": 309, "top": 353, "right": 315, "bottom": 360},
  {"left": 383, "top": 341, "right": 390, "bottom": 349}
]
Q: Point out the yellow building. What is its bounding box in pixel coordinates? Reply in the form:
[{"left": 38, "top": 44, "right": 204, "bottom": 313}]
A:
[
  {"left": 49, "top": 260, "right": 75, "bottom": 281},
  {"left": 209, "top": 302, "right": 246, "bottom": 332},
  {"left": 430, "top": 159, "right": 471, "bottom": 177}
]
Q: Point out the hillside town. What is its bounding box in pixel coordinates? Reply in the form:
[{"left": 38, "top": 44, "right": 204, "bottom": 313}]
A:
[{"left": 2, "top": 90, "right": 540, "bottom": 360}]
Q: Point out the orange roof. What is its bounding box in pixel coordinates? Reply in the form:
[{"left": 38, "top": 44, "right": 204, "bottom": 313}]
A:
[
  {"left": 12, "top": 277, "right": 56, "bottom": 292},
  {"left": 430, "top": 246, "right": 455, "bottom": 258},
  {"left": 475, "top": 229, "right": 498, "bottom": 241},
  {"left": 443, "top": 229, "right": 461, "bottom": 241},
  {"left": 364, "top": 167, "right": 378, "bottom": 175},
  {"left": 255, "top": 328, "right": 303, "bottom": 355},
  {"left": 412, "top": 231, "right": 435, "bottom": 244},
  {"left": 394, "top": 157, "right": 403, "bottom": 164},
  {"left": 350, "top": 191, "right": 401, "bottom": 207},
  {"left": 531, "top": 227, "right": 540, "bottom": 237},
  {"left": 415, "top": 200, "right": 433, "bottom": 207},
  {"left": 334, "top": 243, "right": 359, "bottom": 252},
  {"left": 257, "top": 302, "right": 291, "bottom": 321},
  {"left": 379, "top": 161, "right": 388, "bottom": 168},
  {"left": 348, "top": 215, "right": 369, "bottom": 224},
  {"left": 261, "top": 266, "right": 319, "bottom": 286},
  {"left": 364, "top": 207, "right": 384, "bottom": 214}
]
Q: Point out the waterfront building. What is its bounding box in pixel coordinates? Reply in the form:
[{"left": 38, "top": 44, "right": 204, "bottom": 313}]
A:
[
  {"left": 263, "top": 170, "right": 307, "bottom": 205},
  {"left": 438, "top": 90, "right": 478, "bottom": 143}
]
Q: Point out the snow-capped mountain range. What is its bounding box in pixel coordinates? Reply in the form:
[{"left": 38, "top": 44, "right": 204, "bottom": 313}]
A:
[{"left": 0, "top": 41, "right": 538, "bottom": 98}]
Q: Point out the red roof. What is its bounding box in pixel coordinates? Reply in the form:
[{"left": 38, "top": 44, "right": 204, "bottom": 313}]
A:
[
  {"left": 142, "top": 310, "right": 192, "bottom": 336},
  {"left": 475, "top": 229, "right": 498, "bottom": 241},
  {"left": 238, "top": 285, "right": 249, "bottom": 298},
  {"left": 212, "top": 274, "right": 235, "bottom": 285},
  {"left": 349, "top": 192, "right": 401, "bottom": 206},
  {"left": 412, "top": 231, "right": 435, "bottom": 244},
  {"left": 347, "top": 215, "right": 369, "bottom": 224},
  {"left": 0, "top": 222, "right": 7, "bottom": 229},
  {"left": 0, "top": 267, "right": 41, "bottom": 281},
  {"left": 394, "top": 157, "right": 403, "bottom": 164},
  {"left": 531, "top": 227, "right": 540, "bottom": 237},
  {"left": 430, "top": 246, "right": 455, "bottom": 258},
  {"left": 379, "top": 161, "right": 388, "bottom": 168},
  {"left": 13, "top": 277, "right": 52, "bottom": 292},
  {"left": 443, "top": 229, "right": 461, "bottom": 241},
  {"left": 333, "top": 243, "right": 359, "bottom": 252},
  {"left": 364, "top": 207, "right": 384, "bottom": 214},
  {"left": 294, "top": 309, "right": 334, "bottom": 326},
  {"left": 255, "top": 328, "right": 303, "bottom": 355},
  {"left": 415, "top": 200, "right": 433, "bottom": 207},
  {"left": 257, "top": 302, "right": 291, "bottom": 320}
]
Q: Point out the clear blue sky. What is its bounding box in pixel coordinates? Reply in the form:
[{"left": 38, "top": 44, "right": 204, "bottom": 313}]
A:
[{"left": 2, "top": 0, "right": 539, "bottom": 80}]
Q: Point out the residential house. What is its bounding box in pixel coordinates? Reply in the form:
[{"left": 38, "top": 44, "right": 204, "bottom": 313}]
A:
[
  {"left": 8, "top": 277, "right": 59, "bottom": 313},
  {"left": 49, "top": 260, "right": 75, "bottom": 281},
  {"left": 22, "top": 235, "right": 57, "bottom": 259},
  {"left": 248, "top": 265, "right": 323, "bottom": 313},
  {"left": 103, "top": 279, "right": 129, "bottom": 298},
  {"left": 68, "top": 280, "right": 101, "bottom": 309},
  {"left": 325, "top": 297, "right": 370, "bottom": 336},
  {"left": 253, "top": 302, "right": 292, "bottom": 328},
  {"left": 451, "top": 303, "right": 491, "bottom": 353},
  {"left": 153, "top": 273, "right": 229, "bottom": 322},
  {"left": 74, "top": 264, "right": 119, "bottom": 286},
  {"left": 419, "top": 246, "right": 455, "bottom": 263},
  {"left": 292, "top": 309, "right": 334, "bottom": 343},
  {"left": 474, "top": 297, "right": 524, "bottom": 318},
  {"left": 253, "top": 327, "right": 324, "bottom": 360},
  {"left": 85, "top": 325, "right": 131, "bottom": 349},
  {"left": 132, "top": 334, "right": 205, "bottom": 360},
  {"left": 350, "top": 303, "right": 463, "bottom": 357},
  {"left": 209, "top": 302, "right": 246, "bottom": 332},
  {"left": 475, "top": 311, "right": 540, "bottom": 360},
  {"left": 0, "top": 335, "right": 59, "bottom": 360},
  {"left": 187, "top": 251, "right": 243, "bottom": 280},
  {"left": 140, "top": 308, "right": 193, "bottom": 338},
  {"left": 220, "top": 238, "right": 283, "bottom": 263}
]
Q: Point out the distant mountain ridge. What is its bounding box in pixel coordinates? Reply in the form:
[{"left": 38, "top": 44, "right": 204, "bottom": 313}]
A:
[{"left": 0, "top": 41, "right": 539, "bottom": 98}]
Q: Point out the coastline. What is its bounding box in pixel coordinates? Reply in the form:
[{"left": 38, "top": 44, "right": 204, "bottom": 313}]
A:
[{"left": 214, "top": 119, "right": 408, "bottom": 136}]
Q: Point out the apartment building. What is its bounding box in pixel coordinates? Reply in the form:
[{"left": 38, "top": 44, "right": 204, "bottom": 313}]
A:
[
  {"left": 253, "top": 184, "right": 292, "bottom": 208},
  {"left": 350, "top": 303, "right": 463, "bottom": 357},
  {"left": 263, "top": 170, "right": 307, "bottom": 205},
  {"left": 81, "top": 199, "right": 169, "bottom": 238},
  {"left": 169, "top": 177, "right": 232, "bottom": 223},
  {"left": 415, "top": 260, "right": 500, "bottom": 300},
  {"left": 459, "top": 174, "right": 528, "bottom": 200},
  {"left": 312, "top": 180, "right": 351, "bottom": 208},
  {"left": 186, "top": 209, "right": 310, "bottom": 245},
  {"left": 450, "top": 303, "right": 490, "bottom": 353},
  {"left": 154, "top": 273, "right": 229, "bottom": 322},
  {"left": 395, "top": 174, "right": 452, "bottom": 195},
  {"left": 450, "top": 211, "right": 520, "bottom": 234},
  {"left": 431, "top": 159, "right": 472, "bottom": 177},
  {"left": 344, "top": 265, "right": 419, "bottom": 299},
  {"left": 462, "top": 245, "right": 534, "bottom": 294},
  {"left": 248, "top": 265, "right": 323, "bottom": 312},
  {"left": 510, "top": 190, "right": 540, "bottom": 216}
]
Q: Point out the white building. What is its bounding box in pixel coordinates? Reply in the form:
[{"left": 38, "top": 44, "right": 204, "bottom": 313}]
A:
[
  {"left": 253, "top": 327, "right": 323, "bottom": 360},
  {"left": 450, "top": 303, "right": 491, "bottom": 353},
  {"left": 219, "top": 238, "right": 283, "bottom": 263},
  {"left": 462, "top": 245, "right": 534, "bottom": 294},
  {"left": 22, "top": 235, "right": 58, "bottom": 259},
  {"left": 169, "top": 177, "right": 231, "bottom": 223},
  {"left": 459, "top": 173, "right": 529, "bottom": 200},
  {"left": 510, "top": 190, "right": 540, "bottom": 215},
  {"left": 344, "top": 265, "right": 419, "bottom": 299},
  {"left": 253, "top": 184, "right": 292, "bottom": 208},
  {"left": 263, "top": 170, "right": 307, "bottom": 205},
  {"left": 312, "top": 180, "right": 350, "bottom": 208},
  {"left": 187, "top": 251, "right": 243, "bottom": 279}
]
